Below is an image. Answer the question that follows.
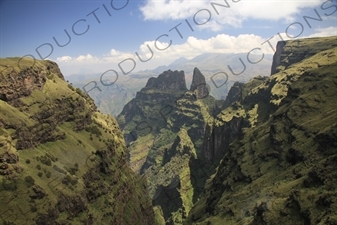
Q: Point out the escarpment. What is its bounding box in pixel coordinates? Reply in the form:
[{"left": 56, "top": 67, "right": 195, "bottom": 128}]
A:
[
  {"left": 118, "top": 67, "right": 222, "bottom": 224},
  {"left": 118, "top": 35, "right": 337, "bottom": 225},
  {"left": 0, "top": 57, "right": 154, "bottom": 225},
  {"left": 185, "top": 36, "right": 337, "bottom": 225}
]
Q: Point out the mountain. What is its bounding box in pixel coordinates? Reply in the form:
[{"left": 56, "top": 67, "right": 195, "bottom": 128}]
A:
[
  {"left": 185, "top": 36, "right": 337, "bottom": 224},
  {"left": 0, "top": 58, "right": 154, "bottom": 224},
  {"left": 117, "top": 67, "right": 227, "bottom": 225},
  {"left": 116, "top": 35, "right": 337, "bottom": 225},
  {"left": 154, "top": 53, "right": 272, "bottom": 75},
  {"left": 70, "top": 52, "right": 272, "bottom": 117},
  {"left": 153, "top": 57, "right": 189, "bottom": 73}
]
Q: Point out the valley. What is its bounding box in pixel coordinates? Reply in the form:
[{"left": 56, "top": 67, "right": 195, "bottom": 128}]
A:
[{"left": 0, "top": 35, "right": 336, "bottom": 225}]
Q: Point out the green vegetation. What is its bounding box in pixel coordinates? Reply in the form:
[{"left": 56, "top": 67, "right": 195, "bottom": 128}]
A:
[
  {"left": 116, "top": 36, "right": 337, "bottom": 225},
  {"left": 185, "top": 36, "right": 337, "bottom": 224},
  {"left": 0, "top": 57, "right": 154, "bottom": 224},
  {"left": 1, "top": 35, "right": 336, "bottom": 225},
  {"left": 24, "top": 176, "right": 35, "bottom": 188}
]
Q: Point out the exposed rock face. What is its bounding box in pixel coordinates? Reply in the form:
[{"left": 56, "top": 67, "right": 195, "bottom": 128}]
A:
[
  {"left": 116, "top": 36, "right": 337, "bottom": 225},
  {"left": 190, "top": 67, "right": 208, "bottom": 99},
  {"left": 0, "top": 60, "right": 64, "bottom": 104},
  {"left": 222, "top": 81, "right": 244, "bottom": 109},
  {"left": 118, "top": 68, "right": 218, "bottom": 225},
  {"left": 0, "top": 58, "right": 154, "bottom": 225},
  {"left": 270, "top": 41, "right": 286, "bottom": 75},
  {"left": 201, "top": 81, "right": 247, "bottom": 161},
  {"left": 271, "top": 37, "right": 337, "bottom": 75},
  {"left": 145, "top": 69, "right": 187, "bottom": 91},
  {"left": 186, "top": 36, "right": 337, "bottom": 225}
]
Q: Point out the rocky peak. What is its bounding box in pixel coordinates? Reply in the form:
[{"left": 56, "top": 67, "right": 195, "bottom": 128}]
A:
[
  {"left": 271, "top": 37, "right": 337, "bottom": 75},
  {"left": 222, "top": 81, "right": 244, "bottom": 108},
  {"left": 145, "top": 69, "right": 187, "bottom": 91},
  {"left": 0, "top": 59, "right": 64, "bottom": 105},
  {"left": 190, "top": 67, "right": 208, "bottom": 98},
  {"left": 271, "top": 41, "right": 286, "bottom": 75}
]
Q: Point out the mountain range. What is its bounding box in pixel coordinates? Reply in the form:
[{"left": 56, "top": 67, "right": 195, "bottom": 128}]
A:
[
  {"left": 70, "top": 52, "right": 273, "bottom": 116},
  {"left": 117, "top": 35, "right": 337, "bottom": 225},
  {"left": 0, "top": 35, "right": 336, "bottom": 225}
]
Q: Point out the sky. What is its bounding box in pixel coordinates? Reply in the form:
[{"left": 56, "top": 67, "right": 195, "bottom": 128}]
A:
[{"left": 1, "top": 0, "right": 336, "bottom": 76}]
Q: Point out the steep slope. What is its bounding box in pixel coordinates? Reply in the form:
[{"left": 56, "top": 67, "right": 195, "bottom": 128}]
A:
[
  {"left": 185, "top": 36, "right": 337, "bottom": 224},
  {"left": 0, "top": 58, "right": 154, "bottom": 224},
  {"left": 117, "top": 68, "right": 223, "bottom": 225}
]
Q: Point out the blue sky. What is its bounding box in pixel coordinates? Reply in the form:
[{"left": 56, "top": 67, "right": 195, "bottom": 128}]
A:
[{"left": 1, "top": 0, "right": 336, "bottom": 75}]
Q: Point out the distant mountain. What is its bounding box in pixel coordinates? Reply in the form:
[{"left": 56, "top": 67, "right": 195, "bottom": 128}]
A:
[
  {"left": 70, "top": 52, "right": 272, "bottom": 116},
  {"left": 153, "top": 52, "right": 272, "bottom": 75},
  {"left": 153, "top": 57, "right": 189, "bottom": 73},
  {"left": 186, "top": 36, "right": 337, "bottom": 225},
  {"left": 116, "top": 35, "right": 337, "bottom": 225},
  {"left": 117, "top": 68, "right": 224, "bottom": 224}
]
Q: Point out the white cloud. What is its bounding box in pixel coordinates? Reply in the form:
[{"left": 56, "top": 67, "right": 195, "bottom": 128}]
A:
[
  {"left": 139, "top": 0, "right": 324, "bottom": 30},
  {"left": 109, "top": 49, "right": 121, "bottom": 56},
  {"left": 75, "top": 54, "right": 97, "bottom": 62},
  {"left": 307, "top": 26, "right": 337, "bottom": 37},
  {"left": 55, "top": 33, "right": 280, "bottom": 74},
  {"left": 56, "top": 55, "right": 72, "bottom": 62},
  {"left": 55, "top": 27, "right": 336, "bottom": 75}
]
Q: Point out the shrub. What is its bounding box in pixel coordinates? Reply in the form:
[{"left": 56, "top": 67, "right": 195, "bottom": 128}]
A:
[
  {"left": 30, "top": 205, "right": 37, "bottom": 212},
  {"left": 38, "top": 172, "right": 43, "bottom": 177},
  {"left": 53, "top": 165, "right": 66, "bottom": 175},
  {"left": 46, "top": 171, "right": 51, "bottom": 178},
  {"left": 25, "top": 159, "right": 30, "bottom": 164},
  {"left": 85, "top": 125, "right": 102, "bottom": 137},
  {"left": 46, "top": 153, "right": 58, "bottom": 162},
  {"left": 24, "top": 176, "right": 35, "bottom": 188},
  {"left": 40, "top": 155, "right": 52, "bottom": 166},
  {"left": 36, "top": 165, "right": 41, "bottom": 170},
  {"left": 1, "top": 179, "right": 17, "bottom": 191},
  {"left": 67, "top": 84, "right": 74, "bottom": 90}
]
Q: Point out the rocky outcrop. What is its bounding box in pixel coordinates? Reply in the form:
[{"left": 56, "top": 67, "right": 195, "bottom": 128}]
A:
[
  {"left": 270, "top": 41, "right": 286, "bottom": 75},
  {"left": 118, "top": 68, "right": 217, "bottom": 225},
  {"left": 186, "top": 36, "right": 337, "bottom": 225},
  {"left": 0, "top": 57, "right": 154, "bottom": 225},
  {"left": 0, "top": 60, "right": 64, "bottom": 105},
  {"left": 145, "top": 69, "right": 187, "bottom": 91},
  {"left": 271, "top": 37, "right": 337, "bottom": 75},
  {"left": 190, "top": 67, "right": 208, "bottom": 99}
]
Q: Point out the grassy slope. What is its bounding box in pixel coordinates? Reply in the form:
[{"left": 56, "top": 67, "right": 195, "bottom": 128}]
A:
[
  {"left": 117, "top": 72, "right": 219, "bottom": 224},
  {"left": 0, "top": 58, "right": 154, "bottom": 224},
  {"left": 185, "top": 37, "right": 337, "bottom": 224}
]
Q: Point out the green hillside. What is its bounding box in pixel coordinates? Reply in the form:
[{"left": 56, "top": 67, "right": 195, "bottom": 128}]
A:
[
  {"left": 3, "top": 35, "right": 335, "bottom": 225},
  {"left": 185, "top": 36, "right": 337, "bottom": 224},
  {"left": 116, "top": 36, "right": 337, "bottom": 225},
  {"left": 0, "top": 58, "right": 154, "bottom": 224}
]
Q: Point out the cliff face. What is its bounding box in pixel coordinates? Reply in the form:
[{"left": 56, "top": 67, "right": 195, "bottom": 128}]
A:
[
  {"left": 114, "top": 36, "right": 337, "bottom": 225},
  {"left": 190, "top": 67, "right": 209, "bottom": 99},
  {"left": 185, "top": 36, "right": 337, "bottom": 225},
  {"left": 118, "top": 68, "right": 221, "bottom": 225},
  {"left": 271, "top": 37, "right": 337, "bottom": 75},
  {"left": 145, "top": 69, "right": 187, "bottom": 91},
  {"left": 118, "top": 70, "right": 188, "bottom": 132},
  {"left": 0, "top": 58, "right": 154, "bottom": 225},
  {"left": 0, "top": 60, "right": 63, "bottom": 105}
]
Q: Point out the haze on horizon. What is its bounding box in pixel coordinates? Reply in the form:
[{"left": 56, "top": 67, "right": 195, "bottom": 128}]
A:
[{"left": 1, "top": 0, "right": 336, "bottom": 76}]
